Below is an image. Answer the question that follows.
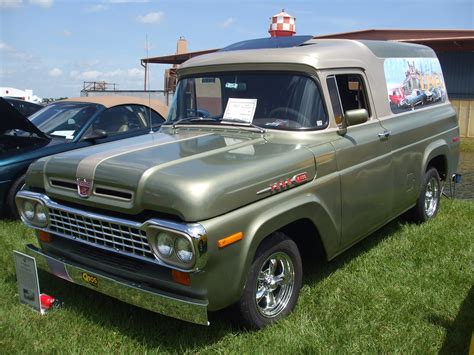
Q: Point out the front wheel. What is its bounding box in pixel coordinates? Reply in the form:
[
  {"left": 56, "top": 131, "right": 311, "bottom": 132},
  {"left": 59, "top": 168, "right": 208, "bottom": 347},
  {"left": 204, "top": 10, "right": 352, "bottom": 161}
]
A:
[
  {"left": 5, "top": 174, "right": 26, "bottom": 219},
  {"left": 236, "top": 232, "right": 302, "bottom": 329},
  {"left": 409, "top": 168, "right": 441, "bottom": 223}
]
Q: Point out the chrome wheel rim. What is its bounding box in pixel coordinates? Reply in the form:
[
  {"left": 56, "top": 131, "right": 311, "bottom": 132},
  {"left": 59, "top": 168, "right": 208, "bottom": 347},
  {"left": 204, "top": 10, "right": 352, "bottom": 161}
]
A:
[
  {"left": 424, "top": 176, "right": 439, "bottom": 217},
  {"left": 255, "top": 252, "right": 295, "bottom": 318}
]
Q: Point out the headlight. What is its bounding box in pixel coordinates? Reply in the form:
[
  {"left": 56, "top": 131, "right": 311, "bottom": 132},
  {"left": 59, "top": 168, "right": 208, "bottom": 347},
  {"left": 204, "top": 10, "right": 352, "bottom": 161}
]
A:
[
  {"left": 35, "top": 204, "right": 47, "bottom": 224},
  {"left": 175, "top": 236, "right": 193, "bottom": 263},
  {"left": 146, "top": 224, "right": 205, "bottom": 270},
  {"left": 16, "top": 196, "right": 48, "bottom": 227},
  {"left": 156, "top": 232, "right": 174, "bottom": 257},
  {"left": 24, "top": 201, "right": 35, "bottom": 220}
]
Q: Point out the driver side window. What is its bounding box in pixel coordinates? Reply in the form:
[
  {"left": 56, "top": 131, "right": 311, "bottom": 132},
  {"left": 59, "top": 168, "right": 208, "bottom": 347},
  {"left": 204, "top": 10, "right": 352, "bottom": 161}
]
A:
[{"left": 327, "top": 74, "right": 371, "bottom": 126}]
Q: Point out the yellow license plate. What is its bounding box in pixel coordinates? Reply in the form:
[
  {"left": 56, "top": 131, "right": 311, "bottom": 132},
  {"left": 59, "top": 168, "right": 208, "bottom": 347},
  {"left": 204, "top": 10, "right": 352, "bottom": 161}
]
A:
[{"left": 81, "top": 272, "right": 98, "bottom": 287}]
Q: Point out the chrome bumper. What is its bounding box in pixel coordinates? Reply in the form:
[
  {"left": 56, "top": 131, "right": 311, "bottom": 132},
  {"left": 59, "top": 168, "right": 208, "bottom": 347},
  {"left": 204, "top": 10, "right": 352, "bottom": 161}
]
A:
[{"left": 25, "top": 244, "right": 209, "bottom": 325}]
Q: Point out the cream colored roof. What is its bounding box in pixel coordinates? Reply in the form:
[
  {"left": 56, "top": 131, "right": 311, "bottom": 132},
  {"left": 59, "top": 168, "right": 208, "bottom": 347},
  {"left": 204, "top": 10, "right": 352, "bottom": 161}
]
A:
[
  {"left": 179, "top": 39, "right": 435, "bottom": 73},
  {"left": 62, "top": 95, "right": 168, "bottom": 117}
]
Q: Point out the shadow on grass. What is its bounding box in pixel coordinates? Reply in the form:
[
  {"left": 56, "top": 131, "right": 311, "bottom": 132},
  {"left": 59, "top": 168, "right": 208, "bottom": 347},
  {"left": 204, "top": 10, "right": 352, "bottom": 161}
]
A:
[
  {"left": 27, "top": 218, "right": 406, "bottom": 351},
  {"left": 428, "top": 286, "right": 474, "bottom": 354},
  {"left": 301, "top": 217, "right": 404, "bottom": 285},
  {"left": 38, "top": 271, "right": 237, "bottom": 350}
]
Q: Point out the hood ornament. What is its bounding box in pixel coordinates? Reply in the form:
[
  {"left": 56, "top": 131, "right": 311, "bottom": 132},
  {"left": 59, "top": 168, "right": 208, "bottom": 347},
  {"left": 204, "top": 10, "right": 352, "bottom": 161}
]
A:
[{"left": 77, "top": 178, "right": 93, "bottom": 198}]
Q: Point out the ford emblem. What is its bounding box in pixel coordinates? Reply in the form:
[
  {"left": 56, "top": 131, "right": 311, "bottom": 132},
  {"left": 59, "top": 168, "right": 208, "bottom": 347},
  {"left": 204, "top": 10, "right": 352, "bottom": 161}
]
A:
[{"left": 77, "top": 178, "right": 93, "bottom": 198}]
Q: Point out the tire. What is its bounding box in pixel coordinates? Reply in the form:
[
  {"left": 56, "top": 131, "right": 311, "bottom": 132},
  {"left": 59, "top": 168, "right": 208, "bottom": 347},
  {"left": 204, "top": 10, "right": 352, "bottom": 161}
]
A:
[
  {"left": 5, "top": 174, "right": 26, "bottom": 220},
  {"left": 409, "top": 168, "right": 441, "bottom": 223},
  {"left": 236, "top": 232, "right": 302, "bottom": 329}
]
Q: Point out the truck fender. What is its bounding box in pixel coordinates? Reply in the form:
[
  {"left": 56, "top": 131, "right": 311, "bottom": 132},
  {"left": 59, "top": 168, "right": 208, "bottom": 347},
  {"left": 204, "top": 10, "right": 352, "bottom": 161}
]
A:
[
  {"left": 235, "top": 194, "right": 338, "bottom": 299},
  {"left": 422, "top": 139, "right": 448, "bottom": 179}
]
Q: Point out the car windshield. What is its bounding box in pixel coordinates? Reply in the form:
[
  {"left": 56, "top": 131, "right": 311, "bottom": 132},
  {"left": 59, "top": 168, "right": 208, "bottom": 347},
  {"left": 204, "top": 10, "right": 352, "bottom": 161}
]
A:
[
  {"left": 166, "top": 72, "right": 328, "bottom": 130},
  {"left": 29, "top": 102, "right": 102, "bottom": 139}
]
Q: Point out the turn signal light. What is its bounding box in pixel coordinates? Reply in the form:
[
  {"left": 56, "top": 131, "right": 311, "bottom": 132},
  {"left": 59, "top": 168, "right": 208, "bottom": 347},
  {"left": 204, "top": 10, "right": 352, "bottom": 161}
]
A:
[
  {"left": 38, "top": 231, "right": 52, "bottom": 242},
  {"left": 171, "top": 270, "right": 191, "bottom": 286},
  {"left": 217, "top": 232, "right": 243, "bottom": 249}
]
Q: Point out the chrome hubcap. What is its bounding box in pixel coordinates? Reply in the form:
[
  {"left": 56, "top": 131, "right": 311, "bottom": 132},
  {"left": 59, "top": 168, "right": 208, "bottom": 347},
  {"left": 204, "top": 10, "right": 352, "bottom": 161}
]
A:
[
  {"left": 424, "top": 177, "right": 439, "bottom": 217},
  {"left": 255, "top": 252, "right": 295, "bottom": 318}
]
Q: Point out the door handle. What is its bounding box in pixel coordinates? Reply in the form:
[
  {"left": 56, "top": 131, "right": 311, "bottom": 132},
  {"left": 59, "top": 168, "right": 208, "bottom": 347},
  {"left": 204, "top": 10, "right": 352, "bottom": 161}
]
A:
[{"left": 378, "top": 130, "right": 391, "bottom": 139}]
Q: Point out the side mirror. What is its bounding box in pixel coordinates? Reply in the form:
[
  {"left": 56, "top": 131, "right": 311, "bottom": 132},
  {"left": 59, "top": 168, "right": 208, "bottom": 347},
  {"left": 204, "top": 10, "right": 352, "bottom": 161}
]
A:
[
  {"left": 345, "top": 108, "right": 368, "bottom": 126},
  {"left": 337, "top": 108, "right": 369, "bottom": 136},
  {"left": 82, "top": 129, "right": 107, "bottom": 142}
]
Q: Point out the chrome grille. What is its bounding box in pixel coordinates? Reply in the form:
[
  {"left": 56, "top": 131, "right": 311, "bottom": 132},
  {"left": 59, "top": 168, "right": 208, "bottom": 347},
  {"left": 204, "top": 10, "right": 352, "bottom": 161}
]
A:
[{"left": 48, "top": 207, "right": 155, "bottom": 260}]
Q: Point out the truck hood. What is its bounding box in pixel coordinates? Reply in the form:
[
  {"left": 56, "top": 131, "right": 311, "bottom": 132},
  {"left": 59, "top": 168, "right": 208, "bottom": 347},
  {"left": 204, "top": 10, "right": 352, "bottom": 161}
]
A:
[
  {"left": 33, "top": 128, "right": 316, "bottom": 221},
  {"left": 0, "top": 97, "right": 49, "bottom": 139}
]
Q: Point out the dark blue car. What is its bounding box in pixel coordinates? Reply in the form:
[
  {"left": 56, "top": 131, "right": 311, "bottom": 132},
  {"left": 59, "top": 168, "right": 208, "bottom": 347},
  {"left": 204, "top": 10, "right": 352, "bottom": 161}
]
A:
[
  {"left": 401, "top": 89, "right": 427, "bottom": 108},
  {"left": 0, "top": 96, "right": 167, "bottom": 218}
]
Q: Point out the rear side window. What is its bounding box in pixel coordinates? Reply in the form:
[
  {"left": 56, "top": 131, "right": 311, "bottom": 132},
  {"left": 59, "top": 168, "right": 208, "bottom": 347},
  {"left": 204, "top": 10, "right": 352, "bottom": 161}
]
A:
[
  {"left": 326, "top": 74, "right": 371, "bottom": 126},
  {"left": 384, "top": 57, "right": 447, "bottom": 113}
]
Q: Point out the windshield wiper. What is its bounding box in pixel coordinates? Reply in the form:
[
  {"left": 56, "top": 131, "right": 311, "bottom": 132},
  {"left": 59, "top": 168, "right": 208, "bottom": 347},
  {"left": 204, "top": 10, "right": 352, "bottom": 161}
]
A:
[
  {"left": 169, "top": 117, "right": 222, "bottom": 129},
  {"left": 222, "top": 118, "right": 266, "bottom": 134}
]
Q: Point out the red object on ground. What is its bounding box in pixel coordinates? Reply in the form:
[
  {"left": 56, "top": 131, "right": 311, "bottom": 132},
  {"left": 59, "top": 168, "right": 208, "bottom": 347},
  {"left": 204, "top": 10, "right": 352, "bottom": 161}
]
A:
[{"left": 40, "top": 293, "right": 56, "bottom": 310}]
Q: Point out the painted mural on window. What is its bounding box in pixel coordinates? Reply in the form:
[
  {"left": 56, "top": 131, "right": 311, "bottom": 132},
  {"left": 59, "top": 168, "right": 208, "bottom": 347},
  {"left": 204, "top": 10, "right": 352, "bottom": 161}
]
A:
[{"left": 384, "top": 58, "right": 447, "bottom": 114}]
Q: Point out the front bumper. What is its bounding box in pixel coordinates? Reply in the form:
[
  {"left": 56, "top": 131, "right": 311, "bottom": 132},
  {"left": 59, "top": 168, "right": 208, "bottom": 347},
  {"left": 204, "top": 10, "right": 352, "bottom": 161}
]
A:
[{"left": 25, "top": 243, "right": 209, "bottom": 325}]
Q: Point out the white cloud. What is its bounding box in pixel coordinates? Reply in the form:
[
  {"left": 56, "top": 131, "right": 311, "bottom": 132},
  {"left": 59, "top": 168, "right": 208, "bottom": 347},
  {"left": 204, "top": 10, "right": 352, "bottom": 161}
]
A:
[
  {"left": 128, "top": 68, "right": 142, "bottom": 78},
  {"left": 81, "top": 70, "right": 102, "bottom": 80},
  {"left": 104, "top": 69, "right": 124, "bottom": 78},
  {"left": 0, "top": 0, "right": 22, "bottom": 8},
  {"left": 0, "top": 41, "right": 35, "bottom": 63},
  {"left": 136, "top": 11, "right": 164, "bottom": 24},
  {"left": 63, "top": 29, "right": 72, "bottom": 36},
  {"left": 86, "top": 4, "right": 108, "bottom": 12},
  {"left": 68, "top": 67, "right": 144, "bottom": 87},
  {"left": 105, "top": 0, "right": 149, "bottom": 3},
  {"left": 29, "top": 0, "right": 53, "bottom": 8},
  {"left": 220, "top": 17, "right": 235, "bottom": 28},
  {"left": 69, "top": 70, "right": 79, "bottom": 78},
  {"left": 49, "top": 68, "right": 63, "bottom": 77}
]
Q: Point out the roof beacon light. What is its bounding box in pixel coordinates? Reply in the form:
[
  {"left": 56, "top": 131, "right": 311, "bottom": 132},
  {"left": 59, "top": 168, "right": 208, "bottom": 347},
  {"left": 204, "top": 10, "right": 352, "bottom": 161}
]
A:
[{"left": 269, "top": 9, "right": 296, "bottom": 37}]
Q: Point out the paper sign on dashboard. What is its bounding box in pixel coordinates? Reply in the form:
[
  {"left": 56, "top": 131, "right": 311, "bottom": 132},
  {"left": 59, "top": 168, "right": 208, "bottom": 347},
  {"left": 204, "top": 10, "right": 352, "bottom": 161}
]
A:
[{"left": 223, "top": 98, "right": 257, "bottom": 124}]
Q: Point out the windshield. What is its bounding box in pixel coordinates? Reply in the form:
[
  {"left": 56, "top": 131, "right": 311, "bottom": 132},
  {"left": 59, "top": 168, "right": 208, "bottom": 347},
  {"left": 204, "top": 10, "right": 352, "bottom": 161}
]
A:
[
  {"left": 29, "top": 102, "right": 102, "bottom": 139},
  {"left": 166, "top": 72, "right": 328, "bottom": 130}
]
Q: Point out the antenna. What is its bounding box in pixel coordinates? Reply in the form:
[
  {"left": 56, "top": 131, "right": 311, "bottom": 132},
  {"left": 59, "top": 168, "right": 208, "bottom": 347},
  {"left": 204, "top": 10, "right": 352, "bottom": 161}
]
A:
[{"left": 146, "top": 34, "right": 153, "bottom": 134}]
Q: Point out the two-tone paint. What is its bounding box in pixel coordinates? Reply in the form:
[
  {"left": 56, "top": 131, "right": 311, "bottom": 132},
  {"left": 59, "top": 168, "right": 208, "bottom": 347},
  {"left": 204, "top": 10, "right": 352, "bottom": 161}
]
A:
[{"left": 17, "top": 39, "right": 459, "bottom": 325}]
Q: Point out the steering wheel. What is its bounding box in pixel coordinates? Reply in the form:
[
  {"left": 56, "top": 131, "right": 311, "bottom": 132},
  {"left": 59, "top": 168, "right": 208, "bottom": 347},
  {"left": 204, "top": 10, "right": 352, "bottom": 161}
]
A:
[{"left": 268, "top": 107, "right": 308, "bottom": 127}]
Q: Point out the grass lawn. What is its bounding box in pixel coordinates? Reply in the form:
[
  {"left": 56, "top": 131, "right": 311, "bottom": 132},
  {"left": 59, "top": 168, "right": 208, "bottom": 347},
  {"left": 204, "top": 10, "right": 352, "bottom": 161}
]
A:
[
  {"left": 0, "top": 199, "right": 473, "bottom": 353},
  {"left": 461, "top": 137, "right": 474, "bottom": 153}
]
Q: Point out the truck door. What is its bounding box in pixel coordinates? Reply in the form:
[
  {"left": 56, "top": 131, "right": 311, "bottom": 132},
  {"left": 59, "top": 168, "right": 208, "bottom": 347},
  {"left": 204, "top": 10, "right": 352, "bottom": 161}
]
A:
[{"left": 326, "top": 72, "right": 394, "bottom": 249}]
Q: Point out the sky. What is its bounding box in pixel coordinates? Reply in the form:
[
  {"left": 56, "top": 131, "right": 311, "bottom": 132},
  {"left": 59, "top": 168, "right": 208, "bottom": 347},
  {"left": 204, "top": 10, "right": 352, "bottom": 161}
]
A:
[{"left": 1, "top": 0, "right": 473, "bottom": 99}]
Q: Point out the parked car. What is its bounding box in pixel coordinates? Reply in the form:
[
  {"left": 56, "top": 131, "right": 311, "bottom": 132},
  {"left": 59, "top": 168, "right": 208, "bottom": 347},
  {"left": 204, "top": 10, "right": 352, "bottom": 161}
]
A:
[
  {"left": 430, "top": 87, "right": 444, "bottom": 102},
  {"left": 389, "top": 87, "right": 405, "bottom": 107},
  {"left": 16, "top": 38, "right": 459, "bottom": 329},
  {"left": 401, "top": 89, "right": 427, "bottom": 108},
  {"left": 3, "top": 97, "right": 43, "bottom": 117},
  {"left": 1, "top": 96, "right": 167, "bottom": 218},
  {"left": 423, "top": 89, "right": 434, "bottom": 103}
]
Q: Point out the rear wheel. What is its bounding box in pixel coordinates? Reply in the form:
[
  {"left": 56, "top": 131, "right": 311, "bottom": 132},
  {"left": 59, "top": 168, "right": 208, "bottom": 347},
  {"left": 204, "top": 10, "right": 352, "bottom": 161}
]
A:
[
  {"left": 236, "top": 232, "right": 302, "bottom": 329},
  {"left": 409, "top": 168, "right": 441, "bottom": 223}
]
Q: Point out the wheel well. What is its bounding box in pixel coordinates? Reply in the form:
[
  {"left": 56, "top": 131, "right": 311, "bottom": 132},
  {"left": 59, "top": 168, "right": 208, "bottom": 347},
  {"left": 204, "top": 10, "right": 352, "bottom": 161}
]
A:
[
  {"left": 427, "top": 155, "right": 447, "bottom": 181},
  {"left": 278, "top": 219, "right": 327, "bottom": 262}
]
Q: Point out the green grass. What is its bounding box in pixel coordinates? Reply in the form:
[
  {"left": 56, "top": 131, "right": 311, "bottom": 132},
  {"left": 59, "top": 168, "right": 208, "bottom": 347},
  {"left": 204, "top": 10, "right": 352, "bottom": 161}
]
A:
[
  {"left": 1, "top": 199, "right": 473, "bottom": 353},
  {"left": 461, "top": 137, "right": 474, "bottom": 153}
]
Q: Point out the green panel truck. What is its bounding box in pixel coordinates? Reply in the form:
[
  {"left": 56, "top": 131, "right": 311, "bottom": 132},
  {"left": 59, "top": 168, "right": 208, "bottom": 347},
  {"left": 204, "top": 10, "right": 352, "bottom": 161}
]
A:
[{"left": 16, "top": 38, "right": 460, "bottom": 328}]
